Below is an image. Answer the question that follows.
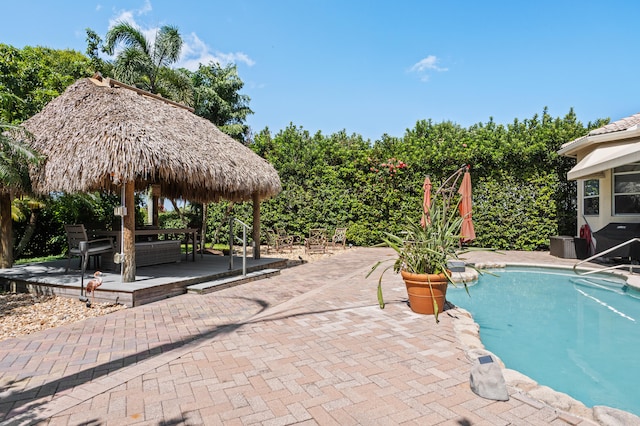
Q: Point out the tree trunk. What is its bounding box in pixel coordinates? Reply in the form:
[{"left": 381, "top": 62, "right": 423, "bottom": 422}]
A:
[
  {"left": 0, "top": 193, "right": 13, "bottom": 268},
  {"left": 14, "top": 209, "right": 38, "bottom": 258},
  {"left": 122, "top": 182, "right": 136, "bottom": 282},
  {"left": 170, "top": 199, "right": 184, "bottom": 223}
]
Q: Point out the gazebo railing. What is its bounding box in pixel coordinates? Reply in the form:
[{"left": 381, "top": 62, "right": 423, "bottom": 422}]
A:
[{"left": 229, "top": 217, "right": 251, "bottom": 276}]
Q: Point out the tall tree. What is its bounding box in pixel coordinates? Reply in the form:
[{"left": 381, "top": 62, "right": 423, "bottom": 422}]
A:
[
  {"left": 0, "top": 45, "right": 92, "bottom": 262},
  {"left": 85, "top": 28, "right": 113, "bottom": 76},
  {"left": 192, "top": 63, "right": 253, "bottom": 142},
  {"left": 0, "top": 123, "right": 43, "bottom": 267},
  {"left": 102, "top": 22, "right": 192, "bottom": 104},
  {"left": 0, "top": 44, "right": 92, "bottom": 123}
]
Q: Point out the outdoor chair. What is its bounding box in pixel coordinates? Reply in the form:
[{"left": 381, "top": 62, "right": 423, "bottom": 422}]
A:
[
  {"left": 264, "top": 229, "right": 279, "bottom": 254},
  {"left": 331, "top": 227, "right": 347, "bottom": 249},
  {"left": 64, "top": 224, "right": 115, "bottom": 273},
  {"left": 274, "top": 228, "right": 295, "bottom": 252},
  {"left": 182, "top": 230, "right": 203, "bottom": 260},
  {"left": 305, "top": 228, "right": 328, "bottom": 254}
]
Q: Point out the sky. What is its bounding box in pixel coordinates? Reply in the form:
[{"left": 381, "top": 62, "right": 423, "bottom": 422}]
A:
[{"left": 2, "top": 0, "right": 640, "bottom": 142}]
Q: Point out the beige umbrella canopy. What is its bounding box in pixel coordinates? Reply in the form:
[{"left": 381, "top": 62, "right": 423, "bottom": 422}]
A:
[
  {"left": 21, "top": 75, "right": 281, "bottom": 281},
  {"left": 22, "top": 75, "right": 281, "bottom": 203}
]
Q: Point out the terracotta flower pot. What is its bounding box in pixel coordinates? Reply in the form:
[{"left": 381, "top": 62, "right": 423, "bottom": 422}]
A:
[{"left": 400, "top": 270, "right": 449, "bottom": 315}]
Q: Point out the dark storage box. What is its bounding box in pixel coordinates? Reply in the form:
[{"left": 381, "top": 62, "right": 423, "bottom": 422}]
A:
[
  {"left": 574, "top": 237, "right": 588, "bottom": 260},
  {"left": 550, "top": 236, "right": 576, "bottom": 259}
]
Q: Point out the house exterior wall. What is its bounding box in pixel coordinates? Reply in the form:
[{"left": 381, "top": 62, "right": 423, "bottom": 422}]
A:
[
  {"left": 559, "top": 114, "right": 640, "bottom": 240},
  {"left": 578, "top": 169, "right": 640, "bottom": 235}
]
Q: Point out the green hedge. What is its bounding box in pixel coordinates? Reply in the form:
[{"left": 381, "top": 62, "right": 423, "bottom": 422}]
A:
[
  {"left": 219, "top": 109, "right": 604, "bottom": 250},
  {"left": 13, "top": 109, "right": 605, "bottom": 258}
]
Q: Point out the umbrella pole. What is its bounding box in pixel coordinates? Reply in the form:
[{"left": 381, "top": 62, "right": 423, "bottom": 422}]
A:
[{"left": 79, "top": 241, "right": 88, "bottom": 302}]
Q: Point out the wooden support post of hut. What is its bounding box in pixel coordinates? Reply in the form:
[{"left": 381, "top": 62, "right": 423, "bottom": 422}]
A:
[
  {"left": 123, "top": 182, "right": 136, "bottom": 282},
  {"left": 253, "top": 193, "right": 261, "bottom": 260}
]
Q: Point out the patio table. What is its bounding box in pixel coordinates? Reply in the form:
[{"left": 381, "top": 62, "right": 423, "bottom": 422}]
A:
[{"left": 93, "top": 228, "right": 200, "bottom": 262}]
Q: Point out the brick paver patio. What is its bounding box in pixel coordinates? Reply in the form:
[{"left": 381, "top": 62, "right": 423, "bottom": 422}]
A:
[{"left": 0, "top": 248, "right": 610, "bottom": 425}]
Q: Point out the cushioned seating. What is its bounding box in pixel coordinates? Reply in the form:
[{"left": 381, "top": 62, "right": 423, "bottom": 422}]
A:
[
  {"left": 102, "top": 240, "right": 181, "bottom": 271},
  {"left": 64, "top": 224, "right": 114, "bottom": 272}
]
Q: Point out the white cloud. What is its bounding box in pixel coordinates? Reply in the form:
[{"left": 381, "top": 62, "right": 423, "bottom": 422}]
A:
[
  {"left": 178, "top": 32, "right": 255, "bottom": 71},
  {"left": 109, "top": 10, "right": 135, "bottom": 28},
  {"left": 108, "top": 0, "right": 152, "bottom": 28},
  {"left": 214, "top": 52, "right": 255, "bottom": 67},
  {"left": 139, "top": 0, "right": 152, "bottom": 14},
  {"left": 411, "top": 55, "right": 448, "bottom": 72},
  {"left": 410, "top": 55, "right": 448, "bottom": 81},
  {"left": 105, "top": 3, "right": 254, "bottom": 72}
]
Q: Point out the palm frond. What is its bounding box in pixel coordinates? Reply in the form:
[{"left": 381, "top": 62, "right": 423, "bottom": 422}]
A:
[
  {"left": 103, "top": 21, "right": 151, "bottom": 56},
  {"left": 153, "top": 25, "right": 183, "bottom": 67},
  {"left": 113, "top": 48, "right": 153, "bottom": 87},
  {"left": 156, "top": 68, "right": 193, "bottom": 105}
]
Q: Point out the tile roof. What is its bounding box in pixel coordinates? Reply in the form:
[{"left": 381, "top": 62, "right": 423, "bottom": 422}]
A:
[
  {"left": 589, "top": 112, "right": 640, "bottom": 136},
  {"left": 560, "top": 111, "right": 640, "bottom": 153}
]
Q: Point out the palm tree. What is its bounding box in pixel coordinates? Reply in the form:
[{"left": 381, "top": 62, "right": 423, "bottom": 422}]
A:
[
  {"left": 103, "top": 22, "right": 194, "bottom": 227},
  {"left": 103, "top": 22, "right": 192, "bottom": 104},
  {"left": 0, "top": 123, "right": 43, "bottom": 267}
]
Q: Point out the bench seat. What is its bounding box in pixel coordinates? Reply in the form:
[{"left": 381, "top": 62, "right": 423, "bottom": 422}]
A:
[{"left": 102, "top": 240, "right": 181, "bottom": 271}]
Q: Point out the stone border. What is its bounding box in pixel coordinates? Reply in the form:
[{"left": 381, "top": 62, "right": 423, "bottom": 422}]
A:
[{"left": 450, "top": 265, "right": 640, "bottom": 426}]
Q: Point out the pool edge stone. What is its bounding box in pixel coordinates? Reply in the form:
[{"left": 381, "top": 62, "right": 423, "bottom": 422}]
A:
[{"left": 449, "top": 305, "right": 640, "bottom": 425}]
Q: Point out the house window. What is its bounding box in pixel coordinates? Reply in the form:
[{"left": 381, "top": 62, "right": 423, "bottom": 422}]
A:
[
  {"left": 613, "top": 163, "right": 640, "bottom": 214},
  {"left": 583, "top": 179, "right": 599, "bottom": 215}
]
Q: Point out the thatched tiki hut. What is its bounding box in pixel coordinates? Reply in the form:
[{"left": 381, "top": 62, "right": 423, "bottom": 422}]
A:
[{"left": 21, "top": 74, "right": 281, "bottom": 282}]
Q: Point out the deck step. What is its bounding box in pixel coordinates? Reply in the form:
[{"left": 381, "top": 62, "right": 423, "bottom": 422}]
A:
[{"left": 186, "top": 268, "right": 281, "bottom": 294}]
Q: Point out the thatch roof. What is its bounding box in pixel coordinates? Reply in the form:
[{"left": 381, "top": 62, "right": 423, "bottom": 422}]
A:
[{"left": 21, "top": 76, "right": 281, "bottom": 203}]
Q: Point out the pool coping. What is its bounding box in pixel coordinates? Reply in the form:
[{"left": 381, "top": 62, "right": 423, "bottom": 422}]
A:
[
  {"left": 454, "top": 260, "right": 640, "bottom": 291},
  {"left": 451, "top": 261, "right": 640, "bottom": 425}
]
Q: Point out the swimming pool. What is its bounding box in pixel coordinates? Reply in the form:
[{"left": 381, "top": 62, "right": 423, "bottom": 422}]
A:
[{"left": 446, "top": 266, "right": 640, "bottom": 416}]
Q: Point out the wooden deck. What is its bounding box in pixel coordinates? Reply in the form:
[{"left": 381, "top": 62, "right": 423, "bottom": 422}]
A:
[{"left": 0, "top": 253, "right": 289, "bottom": 307}]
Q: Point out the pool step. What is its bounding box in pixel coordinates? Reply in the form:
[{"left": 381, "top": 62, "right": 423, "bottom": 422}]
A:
[{"left": 186, "top": 268, "right": 281, "bottom": 294}]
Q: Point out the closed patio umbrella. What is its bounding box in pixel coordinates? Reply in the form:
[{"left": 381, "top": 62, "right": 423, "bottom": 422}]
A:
[
  {"left": 458, "top": 167, "right": 476, "bottom": 242},
  {"left": 420, "top": 176, "right": 432, "bottom": 227}
]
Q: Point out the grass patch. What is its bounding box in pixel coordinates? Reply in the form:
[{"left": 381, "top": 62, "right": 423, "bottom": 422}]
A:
[{"left": 15, "top": 255, "right": 64, "bottom": 265}]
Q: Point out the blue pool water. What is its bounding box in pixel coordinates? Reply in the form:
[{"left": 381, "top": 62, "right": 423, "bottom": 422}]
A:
[{"left": 446, "top": 267, "right": 640, "bottom": 416}]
